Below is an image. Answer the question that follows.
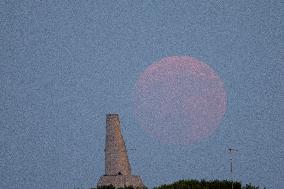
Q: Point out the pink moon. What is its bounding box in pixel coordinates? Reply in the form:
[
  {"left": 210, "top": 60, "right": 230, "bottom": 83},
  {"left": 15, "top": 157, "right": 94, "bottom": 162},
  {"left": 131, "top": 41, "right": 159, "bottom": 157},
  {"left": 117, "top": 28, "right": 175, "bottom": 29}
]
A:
[{"left": 134, "top": 56, "right": 227, "bottom": 144}]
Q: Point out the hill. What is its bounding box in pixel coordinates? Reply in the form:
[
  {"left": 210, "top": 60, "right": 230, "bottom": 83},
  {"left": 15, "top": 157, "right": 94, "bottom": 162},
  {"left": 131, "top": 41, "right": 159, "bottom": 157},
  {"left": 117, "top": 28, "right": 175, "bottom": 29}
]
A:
[{"left": 91, "top": 179, "right": 264, "bottom": 189}]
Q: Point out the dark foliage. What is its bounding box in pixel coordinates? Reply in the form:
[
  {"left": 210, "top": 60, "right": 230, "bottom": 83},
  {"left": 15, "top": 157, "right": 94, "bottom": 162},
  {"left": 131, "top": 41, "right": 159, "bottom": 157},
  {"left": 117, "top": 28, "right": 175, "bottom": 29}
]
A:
[
  {"left": 153, "top": 179, "right": 261, "bottom": 189},
  {"left": 90, "top": 180, "right": 261, "bottom": 189}
]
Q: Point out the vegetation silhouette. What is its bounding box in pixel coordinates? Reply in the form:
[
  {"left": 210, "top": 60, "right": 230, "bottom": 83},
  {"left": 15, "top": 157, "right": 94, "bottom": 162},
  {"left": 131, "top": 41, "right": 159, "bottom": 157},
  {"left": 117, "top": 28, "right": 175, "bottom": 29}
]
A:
[
  {"left": 153, "top": 179, "right": 263, "bottom": 189},
  {"left": 91, "top": 179, "right": 264, "bottom": 189}
]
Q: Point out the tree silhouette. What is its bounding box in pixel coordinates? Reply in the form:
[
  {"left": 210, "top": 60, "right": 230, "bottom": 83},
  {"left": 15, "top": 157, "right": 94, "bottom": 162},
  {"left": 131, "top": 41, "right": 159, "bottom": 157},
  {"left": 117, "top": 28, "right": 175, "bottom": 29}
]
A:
[{"left": 91, "top": 179, "right": 261, "bottom": 189}]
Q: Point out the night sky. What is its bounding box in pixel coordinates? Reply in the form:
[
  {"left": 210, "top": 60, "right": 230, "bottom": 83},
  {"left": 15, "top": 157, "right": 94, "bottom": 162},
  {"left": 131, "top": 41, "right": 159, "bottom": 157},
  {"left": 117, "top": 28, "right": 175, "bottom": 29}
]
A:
[{"left": 1, "top": 1, "right": 283, "bottom": 189}]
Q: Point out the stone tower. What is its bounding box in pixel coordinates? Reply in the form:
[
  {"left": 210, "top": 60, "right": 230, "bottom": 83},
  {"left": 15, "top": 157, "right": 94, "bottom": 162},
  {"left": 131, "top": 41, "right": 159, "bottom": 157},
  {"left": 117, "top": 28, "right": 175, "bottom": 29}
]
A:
[{"left": 97, "top": 114, "right": 145, "bottom": 188}]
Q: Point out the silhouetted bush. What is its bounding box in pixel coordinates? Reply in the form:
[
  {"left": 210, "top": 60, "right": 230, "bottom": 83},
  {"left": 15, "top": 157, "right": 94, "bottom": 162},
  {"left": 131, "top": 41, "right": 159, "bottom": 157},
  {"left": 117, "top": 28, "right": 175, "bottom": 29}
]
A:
[
  {"left": 153, "top": 179, "right": 260, "bottom": 189},
  {"left": 94, "top": 185, "right": 115, "bottom": 189},
  {"left": 91, "top": 179, "right": 261, "bottom": 189}
]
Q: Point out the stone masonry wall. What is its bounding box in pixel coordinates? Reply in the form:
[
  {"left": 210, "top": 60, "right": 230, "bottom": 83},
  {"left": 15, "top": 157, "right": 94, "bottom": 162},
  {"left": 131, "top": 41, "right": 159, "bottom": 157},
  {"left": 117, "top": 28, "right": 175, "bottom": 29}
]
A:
[
  {"left": 105, "top": 114, "right": 131, "bottom": 176},
  {"left": 97, "top": 114, "right": 145, "bottom": 188},
  {"left": 97, "top": 175, "right": 144, "bottom": 188}
]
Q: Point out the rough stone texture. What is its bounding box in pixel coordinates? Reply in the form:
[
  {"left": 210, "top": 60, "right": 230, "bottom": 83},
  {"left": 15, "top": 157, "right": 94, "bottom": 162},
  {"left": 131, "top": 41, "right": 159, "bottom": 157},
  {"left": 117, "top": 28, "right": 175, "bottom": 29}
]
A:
[
  {"left": 97, "top": 114, "right": 145, "bottom": 188},
  {"left": 105, "top": 114, "right": 131, "bottom": 176},
  {"left": 97, "top": 175, "right": 144, "bottom": 188}
]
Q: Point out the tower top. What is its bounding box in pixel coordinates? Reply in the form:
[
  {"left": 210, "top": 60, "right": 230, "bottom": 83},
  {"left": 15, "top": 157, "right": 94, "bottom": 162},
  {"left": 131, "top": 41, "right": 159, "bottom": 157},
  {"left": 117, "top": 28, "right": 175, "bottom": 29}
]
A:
[{"left": 106, "top": 113, "right": 119, "bottom": 118}]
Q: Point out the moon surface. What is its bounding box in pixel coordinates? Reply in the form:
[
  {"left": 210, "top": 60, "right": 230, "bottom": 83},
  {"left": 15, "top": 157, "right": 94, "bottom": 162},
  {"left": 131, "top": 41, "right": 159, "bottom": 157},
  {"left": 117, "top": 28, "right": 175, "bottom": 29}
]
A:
[{"left": 134, "top": 56, "right": 227, "bottom": 144}]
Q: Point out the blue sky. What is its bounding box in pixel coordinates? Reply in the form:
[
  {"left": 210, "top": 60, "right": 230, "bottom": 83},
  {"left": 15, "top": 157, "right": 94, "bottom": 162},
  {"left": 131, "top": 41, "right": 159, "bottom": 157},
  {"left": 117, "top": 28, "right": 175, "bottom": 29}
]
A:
[{"left": 1, "top": 1, "right": 283, "bottom": 189}]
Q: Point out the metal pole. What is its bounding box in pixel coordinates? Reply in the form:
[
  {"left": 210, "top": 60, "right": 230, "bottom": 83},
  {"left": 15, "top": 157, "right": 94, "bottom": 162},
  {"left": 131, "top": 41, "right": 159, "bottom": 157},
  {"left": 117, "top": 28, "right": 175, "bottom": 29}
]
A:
[
  {"left": 230, "top": 158, "right": 233, "bottom": 189},
  {"left": 228, "top": 148, "right": 238, "bottom": 189}
]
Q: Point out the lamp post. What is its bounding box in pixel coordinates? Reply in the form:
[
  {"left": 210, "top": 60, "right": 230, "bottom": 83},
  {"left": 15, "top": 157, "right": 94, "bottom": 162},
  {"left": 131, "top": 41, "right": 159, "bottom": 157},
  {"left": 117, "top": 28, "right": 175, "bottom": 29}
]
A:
[{"left": 228, "top": 148, "right": 238, "bottom": 189}]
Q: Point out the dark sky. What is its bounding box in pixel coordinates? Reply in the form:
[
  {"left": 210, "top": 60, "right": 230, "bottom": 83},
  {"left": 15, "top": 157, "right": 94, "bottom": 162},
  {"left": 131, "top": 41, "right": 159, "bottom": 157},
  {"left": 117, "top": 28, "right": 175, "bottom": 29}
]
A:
[{"left": 1, "top": 1, "right": 283, "bottom": 189}]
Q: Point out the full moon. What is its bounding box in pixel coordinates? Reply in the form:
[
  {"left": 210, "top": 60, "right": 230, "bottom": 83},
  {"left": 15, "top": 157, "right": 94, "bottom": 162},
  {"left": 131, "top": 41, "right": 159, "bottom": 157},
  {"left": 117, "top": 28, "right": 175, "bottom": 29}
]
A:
[{"left": 134, "top": 56, "right": 227, "bottom": 144}]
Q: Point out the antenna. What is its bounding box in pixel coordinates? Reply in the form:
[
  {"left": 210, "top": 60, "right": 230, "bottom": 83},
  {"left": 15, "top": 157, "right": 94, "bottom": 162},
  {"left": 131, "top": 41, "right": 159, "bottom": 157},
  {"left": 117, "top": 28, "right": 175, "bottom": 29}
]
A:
[{"left": 228, "top": 148, "right": 238, "bottom": 189}]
